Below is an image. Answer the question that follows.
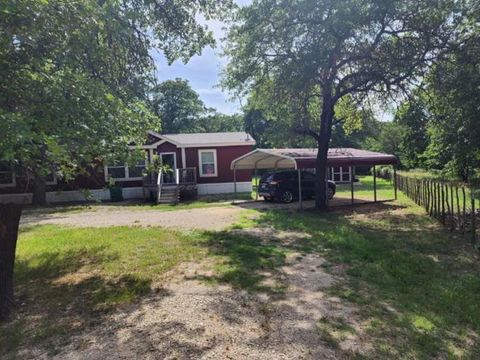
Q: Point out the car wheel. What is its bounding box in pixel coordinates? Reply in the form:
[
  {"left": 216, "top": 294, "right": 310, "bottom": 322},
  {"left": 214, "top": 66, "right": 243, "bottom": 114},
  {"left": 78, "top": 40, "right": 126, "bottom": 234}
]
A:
[
  {"left": 280, "top": 190, "right": 294, "bottom": 203},
  {"left": 327, "top": 187, "right": 335, "bottom": 200}
]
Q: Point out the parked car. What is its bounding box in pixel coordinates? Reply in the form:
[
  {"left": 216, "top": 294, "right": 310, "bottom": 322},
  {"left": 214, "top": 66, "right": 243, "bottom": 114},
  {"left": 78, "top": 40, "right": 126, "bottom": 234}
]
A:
[{"left": 258, "top": 170, "right": 336, "bottom": 203}]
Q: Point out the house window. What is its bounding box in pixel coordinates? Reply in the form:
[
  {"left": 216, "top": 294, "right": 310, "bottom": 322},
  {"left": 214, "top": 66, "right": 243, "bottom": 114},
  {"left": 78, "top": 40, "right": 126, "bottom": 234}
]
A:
[
  {"left": 198, "top": 149, "right": 217, "bottom": 177},
  {"left": 127, "top": 158, "right": 146, "bottom": 178},
  {"left": 105, "top": 156, "right": 146, "bottom": 181},
  {"left": 330, "top": 167, "right": 351, "bottom": 183},
  {"left": 0, "top": 162, "right": 15, "bottom": 188},
  {"left": 107, "top": 162, "right": 127, "bottom": 180}
]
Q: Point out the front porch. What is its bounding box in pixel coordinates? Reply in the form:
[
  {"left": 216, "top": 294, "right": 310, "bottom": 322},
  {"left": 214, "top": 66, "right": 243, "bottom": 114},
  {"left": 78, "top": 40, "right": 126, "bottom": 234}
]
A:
[{"left": 142, "top": 167, "right": 197, "bottom": 204}]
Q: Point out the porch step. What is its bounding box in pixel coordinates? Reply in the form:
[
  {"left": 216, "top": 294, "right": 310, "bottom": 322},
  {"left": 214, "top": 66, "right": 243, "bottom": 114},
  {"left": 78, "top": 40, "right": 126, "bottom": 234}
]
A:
[{"left": 157, "top": 185, "right": 179, "bottom": 204}]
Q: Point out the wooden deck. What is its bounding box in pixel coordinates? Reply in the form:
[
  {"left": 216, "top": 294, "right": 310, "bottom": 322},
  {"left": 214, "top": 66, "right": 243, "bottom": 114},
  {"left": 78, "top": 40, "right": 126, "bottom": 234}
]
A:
[{"left": 142, "top": 167, "right": 197, "bottom": 204}]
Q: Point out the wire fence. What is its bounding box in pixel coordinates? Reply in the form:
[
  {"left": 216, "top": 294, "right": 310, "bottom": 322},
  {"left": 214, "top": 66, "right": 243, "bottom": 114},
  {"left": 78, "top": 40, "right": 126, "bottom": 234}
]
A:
[{"left": 394, "top": 173, "right": 479, "bottom": 246}]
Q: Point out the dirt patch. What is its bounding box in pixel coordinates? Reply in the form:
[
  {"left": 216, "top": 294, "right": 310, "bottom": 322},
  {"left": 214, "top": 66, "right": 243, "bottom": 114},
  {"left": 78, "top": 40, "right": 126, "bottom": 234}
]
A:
[
  {"left": 15, "top": 226, "right": 374, "bottom": 359},
  {"left": 20, "top": 206, "right": 247, "bottom": 231}
]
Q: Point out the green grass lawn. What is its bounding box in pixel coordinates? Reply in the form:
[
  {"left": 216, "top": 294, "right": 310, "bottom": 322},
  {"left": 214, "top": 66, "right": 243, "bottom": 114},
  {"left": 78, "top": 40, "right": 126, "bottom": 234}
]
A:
[
  {"left": 2, "top": 178, "right": 480, "bottom": 358},
  {"left": 1, "top": 226, "right": 206, "bottom": 357},
  {"left": 336, "top": 175, "right": 396, "bottom": 201}
]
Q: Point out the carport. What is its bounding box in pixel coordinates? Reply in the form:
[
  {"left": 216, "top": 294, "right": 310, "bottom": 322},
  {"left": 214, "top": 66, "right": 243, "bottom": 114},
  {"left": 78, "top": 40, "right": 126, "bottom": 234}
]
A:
[{"left": 231, "top": 148, "right": 398, "bottom": 209}]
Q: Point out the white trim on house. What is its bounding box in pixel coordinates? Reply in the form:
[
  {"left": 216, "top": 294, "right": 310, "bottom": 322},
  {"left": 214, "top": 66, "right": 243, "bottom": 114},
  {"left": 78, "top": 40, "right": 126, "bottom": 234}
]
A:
[
  {"left": 198, "top": 149, "right": 218, "bottom": 177},
  {"left": 197, "top": 181, "right": 252, "bottom": 195},
  {"left": 104, "top": 156, "right": 147, "bottom": 182},
  {"left": 181, "top": 147, "right": 186, "bottom": 168},
  {"left": 159, "top": 152, "right": 177, "bottom": 170},
  {"left": 329, "top": 166, "right": 352, "bottom": 183}
]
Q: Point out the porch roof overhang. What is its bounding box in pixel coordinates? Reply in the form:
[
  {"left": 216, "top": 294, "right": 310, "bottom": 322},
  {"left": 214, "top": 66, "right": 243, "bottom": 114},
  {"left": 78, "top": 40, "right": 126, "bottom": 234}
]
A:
[{"left": 231, "top": 148, "right": 398, "bottom": 170}]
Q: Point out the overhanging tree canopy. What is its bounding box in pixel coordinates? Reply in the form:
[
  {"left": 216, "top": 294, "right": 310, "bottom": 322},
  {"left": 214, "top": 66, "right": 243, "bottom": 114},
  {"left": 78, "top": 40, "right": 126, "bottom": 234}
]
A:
[{"left": 224, "top": 0, "right": 460, "bottom": 209}]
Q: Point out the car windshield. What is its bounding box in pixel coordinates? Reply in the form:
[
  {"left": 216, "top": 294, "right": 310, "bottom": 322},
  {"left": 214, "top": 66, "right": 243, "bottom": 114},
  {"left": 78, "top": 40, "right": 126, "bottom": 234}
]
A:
[{"left": 260, "top": 173, "right": 274, "bottom": 182}]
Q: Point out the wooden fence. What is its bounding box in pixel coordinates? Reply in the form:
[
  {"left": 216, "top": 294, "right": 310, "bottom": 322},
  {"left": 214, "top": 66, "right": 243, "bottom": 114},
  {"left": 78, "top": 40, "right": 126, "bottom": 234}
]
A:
[{"left": 395, "top": 174, "right": 478, "bottom": 245}]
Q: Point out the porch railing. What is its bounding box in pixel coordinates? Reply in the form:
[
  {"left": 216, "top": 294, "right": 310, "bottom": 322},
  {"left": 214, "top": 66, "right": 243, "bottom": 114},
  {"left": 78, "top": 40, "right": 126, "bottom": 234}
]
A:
[
  {"left": 143, "top": 167, "right": 197, "bottom": 186},
  {"left": 176, "top": 167, "right": 197, "bottom": 185}
]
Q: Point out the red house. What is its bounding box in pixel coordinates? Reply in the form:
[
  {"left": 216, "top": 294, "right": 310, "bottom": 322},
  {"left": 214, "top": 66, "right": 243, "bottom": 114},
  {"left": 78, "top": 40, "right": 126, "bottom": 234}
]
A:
[{"left": 0, "top": 131, "right": 256, "bottom": 204}]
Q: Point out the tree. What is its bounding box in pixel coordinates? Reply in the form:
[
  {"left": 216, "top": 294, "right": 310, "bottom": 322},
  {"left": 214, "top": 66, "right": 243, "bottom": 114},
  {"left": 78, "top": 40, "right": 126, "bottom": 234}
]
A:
[
  {"left": 394, "top": 99, "right": 429, "bottom": 169},
  {"left": 224, "top": 0, "right": 458, "bottom": 208},
  {"left": 198, "top": 112, "right": 244, "bottom": 132},
  {"left": 423, "top": 34, "right": 480, "bottom": 180},
  {"left": 150, "top": 79, "right": 206, "bottom": 133},
  {"left": 364, "top": 121, "right": 403, "bottom": 159},
  {"left": 0, "top": 0, "right": 230, "bottom": 321}
]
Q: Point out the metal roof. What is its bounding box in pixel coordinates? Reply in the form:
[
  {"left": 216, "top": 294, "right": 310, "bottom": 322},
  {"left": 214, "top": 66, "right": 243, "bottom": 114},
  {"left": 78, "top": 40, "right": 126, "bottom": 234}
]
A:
[
  {"left": 148, "top": 131, "right": 256, "bottom": 147},
  {"left": 231, "top": 148, "right": 398, "bottom": 170}
]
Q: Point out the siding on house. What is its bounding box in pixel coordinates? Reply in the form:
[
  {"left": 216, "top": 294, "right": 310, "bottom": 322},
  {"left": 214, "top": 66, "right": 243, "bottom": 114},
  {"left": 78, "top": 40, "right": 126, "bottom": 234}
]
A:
[
  {"left": 0, "top": 132, "right": 255, "bottom": 203},
  {"left": 184, "top": 146, "right": 252, "bottom": 183}
]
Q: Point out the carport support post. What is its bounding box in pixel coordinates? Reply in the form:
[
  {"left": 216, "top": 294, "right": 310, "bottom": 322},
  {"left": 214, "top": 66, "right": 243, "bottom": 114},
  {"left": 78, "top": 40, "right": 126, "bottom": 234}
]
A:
[
  {"left": 393, "top": 166, "right": 398, "bottom": 200},
  {"left": 351, "top": 166, "right": 355, "bottom": 205},
  {"left": 254, "top": 167, "right": 258, "bottom": 201},
  {"left": 298, "top": 169, "right": 303, "bottom": 211},
  {"left": 373, "top": 165, "right": 377, "bottom": 202},
  {"left": 233, "top": 167, "right": 237, "bottom": 204}
]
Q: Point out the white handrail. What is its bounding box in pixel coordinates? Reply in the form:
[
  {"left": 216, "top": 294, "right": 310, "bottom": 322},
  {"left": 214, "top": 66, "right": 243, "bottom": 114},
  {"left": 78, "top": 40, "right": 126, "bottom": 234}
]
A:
[{"left": 156, "top": 170, "right": 163, "bottom": 203}]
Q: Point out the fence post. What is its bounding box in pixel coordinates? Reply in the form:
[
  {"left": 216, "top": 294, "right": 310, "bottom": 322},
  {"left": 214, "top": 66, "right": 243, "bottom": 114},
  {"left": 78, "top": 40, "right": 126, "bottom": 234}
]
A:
[
  {"left": 472, "top": 191, "right": 476, "bottom": 246},
  {"left": 462, "top": 187, "right": 467, "bottom": 234},
  {"left": 350, "top": 166, "right": 355, "bottom": 205},
  {"left": 393, "top": 167, "right": 397, "bottom": 200}
]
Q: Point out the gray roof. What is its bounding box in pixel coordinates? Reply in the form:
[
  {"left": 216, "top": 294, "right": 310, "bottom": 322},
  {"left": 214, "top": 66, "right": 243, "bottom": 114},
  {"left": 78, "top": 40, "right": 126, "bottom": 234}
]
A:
[
  {"left": 265, "top": 148, "right": 396, "bottom": 159},
  {"left": 150, "top": 131, "right": 256, "bottom": 147}
]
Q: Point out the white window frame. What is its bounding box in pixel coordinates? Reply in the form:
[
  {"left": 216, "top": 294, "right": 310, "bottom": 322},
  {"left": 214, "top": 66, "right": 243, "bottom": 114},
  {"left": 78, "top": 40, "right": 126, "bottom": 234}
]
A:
[
  {"left": 0, "top": 169, "right": 16, "bottom": 188},
  {"left": 104, "top": 154, "right": 147, "bottom": 182},
  {"left": 198, "top": 149, "right": 218, "bottom": 177},
  {"left": 330, "top": 166, "right": 351, "bottom": 183}
]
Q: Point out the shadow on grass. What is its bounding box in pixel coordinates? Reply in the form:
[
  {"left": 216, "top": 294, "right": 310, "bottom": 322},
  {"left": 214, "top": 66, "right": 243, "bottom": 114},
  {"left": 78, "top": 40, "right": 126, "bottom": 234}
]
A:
[
  {"left": 199, "top": 231, "right": 287, "bottom": 294},
  {"left": 0, "top": 247, "right": 151, "bottom": 358},
  {"left": 201, "top": 202, "right": 480, "bottom": 358}
]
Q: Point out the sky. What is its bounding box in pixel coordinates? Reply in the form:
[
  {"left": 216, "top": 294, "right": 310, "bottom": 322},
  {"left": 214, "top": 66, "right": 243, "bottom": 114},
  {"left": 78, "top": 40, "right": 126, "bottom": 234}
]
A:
[
  {"left": 151, "top": 1, "right": 252, "bottom": 115},
  {"left": 150, "top": 0, "right": 393, "bottom": 121}
]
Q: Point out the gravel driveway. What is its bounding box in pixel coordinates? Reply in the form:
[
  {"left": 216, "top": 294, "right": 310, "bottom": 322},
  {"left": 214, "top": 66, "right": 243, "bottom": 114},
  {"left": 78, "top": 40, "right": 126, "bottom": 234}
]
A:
[{"left": 21, "top": 206, "right": 247, "bottom": 231}]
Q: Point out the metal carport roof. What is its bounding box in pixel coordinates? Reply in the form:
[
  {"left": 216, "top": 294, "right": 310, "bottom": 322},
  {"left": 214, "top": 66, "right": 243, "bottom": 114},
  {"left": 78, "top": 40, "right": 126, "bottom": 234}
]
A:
[{"left": 231, "top": 148, "right": 398, "bottom": 170}]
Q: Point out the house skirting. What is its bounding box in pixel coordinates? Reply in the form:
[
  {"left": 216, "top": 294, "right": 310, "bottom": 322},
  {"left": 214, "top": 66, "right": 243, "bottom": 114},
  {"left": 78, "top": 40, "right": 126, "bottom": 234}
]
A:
[
  {"left": 0, "top": 182, "right": 252, "bottom": 204},
  {"left": 0, "top": 187, "right": 144, "bottom": 204},
  {"left": 197, "top": 181, "right": 252, "bottom": 195}
]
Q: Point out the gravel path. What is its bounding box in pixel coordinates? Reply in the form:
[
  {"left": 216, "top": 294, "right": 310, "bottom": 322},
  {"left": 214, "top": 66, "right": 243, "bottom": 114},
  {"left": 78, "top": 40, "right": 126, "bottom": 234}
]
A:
[
  {"left": 20, "top": 206, "right": 247, "bottom": 231},
  {"left": 18, "top": 228, "right": 369, "bottom": 360}
]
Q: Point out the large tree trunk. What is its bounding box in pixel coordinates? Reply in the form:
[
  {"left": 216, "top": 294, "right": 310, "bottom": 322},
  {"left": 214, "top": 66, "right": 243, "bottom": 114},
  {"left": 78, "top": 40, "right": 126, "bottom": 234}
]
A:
[
  {"left": 315, "top": 98, "right": 335, "bottom": 210},
  {"left": 0, "top": 204, "right": 22, "bottom": 322},
  {"left": 32, "top": 176, "right": 47, "bottom": 206}
]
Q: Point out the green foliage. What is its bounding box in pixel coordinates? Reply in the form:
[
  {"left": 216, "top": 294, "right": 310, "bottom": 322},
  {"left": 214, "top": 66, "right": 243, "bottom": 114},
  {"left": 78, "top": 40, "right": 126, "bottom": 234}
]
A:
[
  {"left": 224, "top": 0, "right": 458, "bottom": 208},
  {"left": 364, "top": 121, "right": 403, "bottom": 157},
  {"left": 0, "top": 0, "right": 230, "bottom": 189},
  {"left": 395, "top": 99, "right": 429, "bottom": 169},
  {"left": 390, "top": 11, "right": 480, "bottom": 180},
  {"left": 197, "top": 112, "right": 244, "bottom": 133},
  {"left": 423, "top": 34, "right": 480, "bottom": 180},
  {"left": 150, "top": 78, "right": 206, "bottom": 133},
  {"left": 150, "top": 78, "right": 244, "bottom": 134}
]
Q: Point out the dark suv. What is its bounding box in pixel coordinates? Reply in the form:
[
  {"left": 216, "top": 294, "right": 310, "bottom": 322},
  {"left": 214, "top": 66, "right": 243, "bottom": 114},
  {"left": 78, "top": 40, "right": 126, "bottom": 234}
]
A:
[{"left": 258, "top": 170, "right": 336, "bottom": 203}]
